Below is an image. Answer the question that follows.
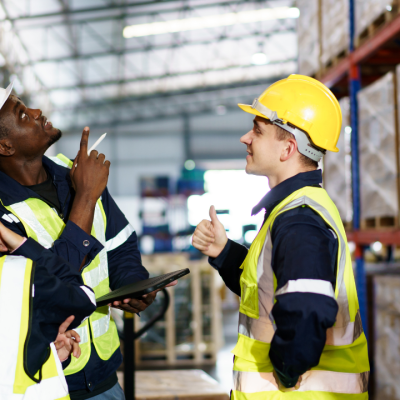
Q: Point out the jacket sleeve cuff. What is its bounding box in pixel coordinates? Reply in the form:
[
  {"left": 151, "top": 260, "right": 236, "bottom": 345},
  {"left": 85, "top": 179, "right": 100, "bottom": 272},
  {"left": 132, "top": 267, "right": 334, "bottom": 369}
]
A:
[
  {"left": 13, "top": 237, "right": 46, "bottom": 261},
  {"left": 10, "top": 237, "right": 27, "bottom": 253},
  {"left": 209, "top": 239, "right": 248, "bottom": 270},
  {"left": 61, "top": 220, "right": 104, "bottom": 258},
  {"left": 208, "top": 240, "right": 232, "bottom": 270},
  {"left": 273, "top": 365, "right": 299, "bottom": 389},
  {"left": 61, "top": 356, "right": 71, "bottom": 370}
]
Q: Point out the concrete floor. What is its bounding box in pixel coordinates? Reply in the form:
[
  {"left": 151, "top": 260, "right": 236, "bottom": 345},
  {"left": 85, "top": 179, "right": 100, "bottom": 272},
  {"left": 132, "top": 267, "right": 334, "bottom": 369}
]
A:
[{"left": 127, "top": 308, "right": 239, "bottom": 395}]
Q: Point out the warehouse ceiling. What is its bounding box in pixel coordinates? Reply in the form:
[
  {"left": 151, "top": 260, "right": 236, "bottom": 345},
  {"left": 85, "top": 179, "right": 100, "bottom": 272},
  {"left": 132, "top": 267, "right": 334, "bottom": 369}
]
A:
[{"left": 0, "top": 0, "right": 298, "bottom": 133}]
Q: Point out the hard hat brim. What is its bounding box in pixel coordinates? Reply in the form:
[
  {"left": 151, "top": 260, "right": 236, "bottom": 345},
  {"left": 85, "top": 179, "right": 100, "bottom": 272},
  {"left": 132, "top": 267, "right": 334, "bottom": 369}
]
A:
[
  {"left": 238, "top": 103, "right": 339, "bottom": 153},
  {"left": 0, "top": 80, "right": 14, "bottom": 111},
  {"left": 237, "top": 103, "right": 267, "bottom": 120}
]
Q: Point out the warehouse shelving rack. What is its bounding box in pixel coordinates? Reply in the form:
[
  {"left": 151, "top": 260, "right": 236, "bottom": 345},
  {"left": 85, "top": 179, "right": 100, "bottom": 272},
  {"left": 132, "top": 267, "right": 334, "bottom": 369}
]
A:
[{"left": 318, "top": 1, "right": 400, "bottom": 336}]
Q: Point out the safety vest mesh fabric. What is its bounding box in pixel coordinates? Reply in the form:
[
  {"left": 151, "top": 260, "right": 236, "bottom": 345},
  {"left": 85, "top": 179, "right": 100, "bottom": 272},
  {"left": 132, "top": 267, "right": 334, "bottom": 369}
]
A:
[
  {"left": 2, "top": 154, "right": 120, "bottom": 376},
  {"left": 0, "top": 255, "right": 69, "bottom": 400},
  {"left": 232, "top": 186, "right": 370, "bottom": 399}
]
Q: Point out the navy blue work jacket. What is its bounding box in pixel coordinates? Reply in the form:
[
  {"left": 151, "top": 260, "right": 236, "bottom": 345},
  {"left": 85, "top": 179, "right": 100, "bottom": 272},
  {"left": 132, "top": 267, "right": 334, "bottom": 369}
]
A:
[
  {"left": 13, "top": 238, "right": 97, "bottom": 378},
  {"left": 210, "top": 170, "right": 339, "bottom": 388},
  {"left": 0, "top": 156, "right": 149, "bottom": 394}
]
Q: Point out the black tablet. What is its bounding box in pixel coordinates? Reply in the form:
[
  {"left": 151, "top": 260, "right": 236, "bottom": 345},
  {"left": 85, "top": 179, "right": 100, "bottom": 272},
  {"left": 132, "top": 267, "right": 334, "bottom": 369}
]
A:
[{"left": 96, "top": 268, "right": 190, "bottom": 307}]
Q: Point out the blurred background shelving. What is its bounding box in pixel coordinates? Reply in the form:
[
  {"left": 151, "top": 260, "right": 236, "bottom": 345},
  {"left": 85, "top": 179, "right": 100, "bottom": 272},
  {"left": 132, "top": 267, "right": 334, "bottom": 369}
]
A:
[{"left": 297, "top": 1, "right": 400, "bottom": 397}]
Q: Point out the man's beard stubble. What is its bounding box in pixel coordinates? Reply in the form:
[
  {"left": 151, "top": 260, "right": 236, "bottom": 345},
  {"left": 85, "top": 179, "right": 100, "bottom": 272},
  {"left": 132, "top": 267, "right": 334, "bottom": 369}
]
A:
[{"left": 47, "top": 129, "right": 62, "bottom": 147}]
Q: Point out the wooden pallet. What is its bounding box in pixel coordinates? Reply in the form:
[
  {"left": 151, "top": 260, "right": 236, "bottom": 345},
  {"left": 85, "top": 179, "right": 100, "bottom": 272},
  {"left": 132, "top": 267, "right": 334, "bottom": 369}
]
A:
[
  {"left": 343, "top": 221, "right": 353, "bottom": 231},
  {"left": 356, "top": 0, "right": 400, "bottom": 47},
  {"left": 134, "top": 254, "right": 224, "bottom": 368},
  {"left": 361, "top": 216, "right": 398, "bottom": 230}
]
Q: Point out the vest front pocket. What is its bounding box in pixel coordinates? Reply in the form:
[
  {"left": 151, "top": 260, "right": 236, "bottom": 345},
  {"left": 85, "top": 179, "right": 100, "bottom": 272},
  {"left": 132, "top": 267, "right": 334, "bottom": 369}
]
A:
[{"left": 240, "top": 277, "right": 259, "bottom": 319}]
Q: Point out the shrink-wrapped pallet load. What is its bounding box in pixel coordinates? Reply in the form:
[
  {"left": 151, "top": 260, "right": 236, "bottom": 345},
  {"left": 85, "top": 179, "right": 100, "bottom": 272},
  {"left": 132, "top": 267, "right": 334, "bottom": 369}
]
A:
[
  {"left": 324, "top": 97, "right": 352, "bottom": 225},
  {"left": 358, "top": 71, "right": 398, "bottom": 227},
  {"left": 321, "top": 0, "right": 349, "bottom": 67},
  {"left": 296, "top": 0, "right": 320, "bottom": 76},
  {"left": 374, "top": 275, "right": 400, "bottom": 399},
  {"left": 355, "top": 0, "right": 393, "bottom": 40}
]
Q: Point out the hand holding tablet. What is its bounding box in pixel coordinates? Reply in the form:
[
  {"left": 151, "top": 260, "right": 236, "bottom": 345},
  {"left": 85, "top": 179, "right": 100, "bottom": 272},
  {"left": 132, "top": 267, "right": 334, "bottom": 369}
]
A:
[{"left": 96, "top": 268, "right": 190, "bottom": 309}]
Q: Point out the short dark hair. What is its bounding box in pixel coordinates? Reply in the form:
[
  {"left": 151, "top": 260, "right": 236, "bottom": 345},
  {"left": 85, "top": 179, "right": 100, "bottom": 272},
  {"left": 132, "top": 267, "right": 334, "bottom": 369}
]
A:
[{"left": 274, "top": 124, "right": 318, "bottom": 169}]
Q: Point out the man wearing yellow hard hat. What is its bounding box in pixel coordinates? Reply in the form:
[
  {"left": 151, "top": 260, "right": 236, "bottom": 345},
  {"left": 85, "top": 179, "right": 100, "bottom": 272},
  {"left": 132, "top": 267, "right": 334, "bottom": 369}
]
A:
[{"left": 192, "top": 74, "right": 370, "bottom": 398}]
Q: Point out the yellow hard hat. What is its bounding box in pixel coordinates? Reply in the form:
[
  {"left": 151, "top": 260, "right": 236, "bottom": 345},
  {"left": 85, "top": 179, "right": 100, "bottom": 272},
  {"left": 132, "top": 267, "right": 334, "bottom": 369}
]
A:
[{"left": 238, "top": 74, "right": 342, "bottom": 160}]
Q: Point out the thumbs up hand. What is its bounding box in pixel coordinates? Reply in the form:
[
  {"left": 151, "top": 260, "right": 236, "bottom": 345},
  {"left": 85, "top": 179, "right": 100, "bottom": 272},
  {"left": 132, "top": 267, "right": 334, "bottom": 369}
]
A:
[{"left": 192, "top": 205, "right": 228, "bottom": 258}]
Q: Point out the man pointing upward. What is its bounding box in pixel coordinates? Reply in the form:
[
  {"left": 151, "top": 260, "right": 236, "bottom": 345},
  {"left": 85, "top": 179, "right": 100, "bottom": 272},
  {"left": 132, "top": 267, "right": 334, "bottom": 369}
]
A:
[
  {"left": 0, "top": 83, "right": 164, "bottom": 399},
  {"left": 192, "top": 75, "right": 369, "bottom": 398}
]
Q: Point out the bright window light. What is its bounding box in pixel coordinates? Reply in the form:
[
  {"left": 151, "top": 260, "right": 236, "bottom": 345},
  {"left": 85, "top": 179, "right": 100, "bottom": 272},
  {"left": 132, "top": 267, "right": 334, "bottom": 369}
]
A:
[
  {"left": 123, "top": 7, "right": 300, "bottom": 38},
  {"left": 244, "top": 230, "right": 258, "bottom": 243},
  {"left": 251, "top": 52, "right": 269, "bottom": 65},
  {"left": 187, "top": 170, "right": 268, "bottom": 241}
]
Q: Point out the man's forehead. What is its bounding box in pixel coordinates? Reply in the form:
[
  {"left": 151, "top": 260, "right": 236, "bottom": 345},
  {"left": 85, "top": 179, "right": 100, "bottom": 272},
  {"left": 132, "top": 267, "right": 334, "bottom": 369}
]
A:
[
  {"left": 9, "top": 94, "right": 23, "bottom": 104},
  {"left": 254, "top": 116, "right": 272, "bottom": 125}
]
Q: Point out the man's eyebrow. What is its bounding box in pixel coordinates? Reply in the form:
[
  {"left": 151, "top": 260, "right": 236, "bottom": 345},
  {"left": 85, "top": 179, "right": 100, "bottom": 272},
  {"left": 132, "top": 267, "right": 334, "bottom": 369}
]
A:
[
  {"left": 12, "top": 100, "right": 22, "bottom": 115},
  {"left": 253, "top": 118, "right": 260, "bottom": 128}
]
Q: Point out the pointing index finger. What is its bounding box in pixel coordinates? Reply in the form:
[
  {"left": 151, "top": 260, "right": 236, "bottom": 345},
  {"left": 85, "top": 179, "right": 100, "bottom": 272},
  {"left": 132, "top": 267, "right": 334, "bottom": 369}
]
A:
[
  {"left": 58, "top": 315, "right": 75, "bottom": 335},
  {"left": 80, "top": 127, "right": 90, "bottom": 154}
]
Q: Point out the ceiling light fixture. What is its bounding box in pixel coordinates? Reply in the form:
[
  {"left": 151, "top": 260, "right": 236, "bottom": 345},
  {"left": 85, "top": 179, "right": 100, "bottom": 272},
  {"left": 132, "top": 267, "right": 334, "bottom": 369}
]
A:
[
  {"left": 251, "top": 52, "right": 269, "bottom": 65},
  {"left": 123, "top": 7, "right": 300, "bottom": 38}
]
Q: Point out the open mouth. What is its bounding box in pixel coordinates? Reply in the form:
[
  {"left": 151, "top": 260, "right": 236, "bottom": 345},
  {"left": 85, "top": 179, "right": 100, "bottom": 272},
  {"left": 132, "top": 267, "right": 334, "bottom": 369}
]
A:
[{"left": 43, "top": 117, "right": 52, "bottom": 129}]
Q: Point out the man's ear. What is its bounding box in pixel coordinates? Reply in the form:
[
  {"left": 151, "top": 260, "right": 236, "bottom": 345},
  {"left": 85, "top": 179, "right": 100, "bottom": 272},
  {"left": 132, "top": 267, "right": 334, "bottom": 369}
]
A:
[
  {"left": 0, "top": 140, "right": 15, "bottom": 156},
  {"left": 280, "top": 137, "right": 297, "bottom": 162}
]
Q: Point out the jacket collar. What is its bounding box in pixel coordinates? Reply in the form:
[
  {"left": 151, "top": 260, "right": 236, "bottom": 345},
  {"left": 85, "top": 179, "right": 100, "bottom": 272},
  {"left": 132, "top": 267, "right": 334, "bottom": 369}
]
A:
[
  {"left": 0, "top": 156, "right": 71, "bottom": 207},
  {"left": 252, "top": 170, "right": 323, "bottom": 218}
]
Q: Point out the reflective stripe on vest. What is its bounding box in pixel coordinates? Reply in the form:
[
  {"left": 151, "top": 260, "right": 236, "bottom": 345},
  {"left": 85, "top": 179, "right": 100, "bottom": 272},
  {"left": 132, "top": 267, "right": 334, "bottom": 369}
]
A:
[
  {"left": 9, "top": 201, "right": 54, "bottom": 248},
  {"left": 275, "top": 279, "right": 336, "bottom": 299},
  {"left": 233, "top": 370, "right": 369, "bottom": 394},
  {"left": 0, "top": 256, "right": 69, "bottom": 400},
  {"left": 106, "top": 223, "right": 135, "bottom": 252},
  {"left": 1, "top": 154, "right": 126, "bottom": 375},
  {"left": 233, "top": 187, "right": 369, "bottom": 397}
]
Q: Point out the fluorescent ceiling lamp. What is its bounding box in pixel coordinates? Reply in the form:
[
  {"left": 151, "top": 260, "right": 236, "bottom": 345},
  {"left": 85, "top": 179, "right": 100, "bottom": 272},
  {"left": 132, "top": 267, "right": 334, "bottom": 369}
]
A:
[
  {"left": 123, "top": 6, "right": 300, "bottom": 38},
  {"left": 251, "top": 52, "right": 269, "bottom": 65}
]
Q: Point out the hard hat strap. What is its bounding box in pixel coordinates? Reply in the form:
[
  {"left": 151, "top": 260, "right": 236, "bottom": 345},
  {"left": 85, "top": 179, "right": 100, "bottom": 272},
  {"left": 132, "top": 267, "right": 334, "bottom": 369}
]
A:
[
  {"left": 251, "top": 98, "right": 280, "bottom": 122},
  {"left": 251, "top": 98, "right": 324, "bottom": 162},
  {"left": 274, "top": 122, "right": 324, "bottom": 162}
]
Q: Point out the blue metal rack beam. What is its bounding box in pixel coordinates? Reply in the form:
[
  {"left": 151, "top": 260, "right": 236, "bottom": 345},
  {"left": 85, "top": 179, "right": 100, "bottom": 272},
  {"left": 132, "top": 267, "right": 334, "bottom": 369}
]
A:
[{"left": 348, "top": 0, "right": 368, "bottom": 337}]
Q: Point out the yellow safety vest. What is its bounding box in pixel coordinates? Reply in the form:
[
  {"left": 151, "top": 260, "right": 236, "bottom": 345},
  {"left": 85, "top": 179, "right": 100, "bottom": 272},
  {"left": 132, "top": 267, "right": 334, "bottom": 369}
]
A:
[
  {"left": 0, "top": 255, "right": 69, "bottom": 399},
  {"left": 1, "top": 154, "right": 120, "bottom": 375},
  {"left": 232, "top": 186, "right": 370, "bottom": 399}
]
